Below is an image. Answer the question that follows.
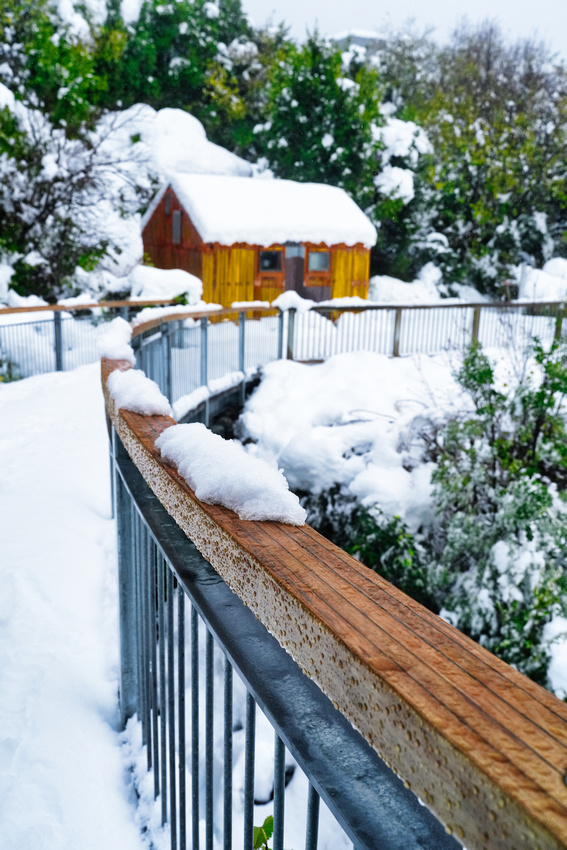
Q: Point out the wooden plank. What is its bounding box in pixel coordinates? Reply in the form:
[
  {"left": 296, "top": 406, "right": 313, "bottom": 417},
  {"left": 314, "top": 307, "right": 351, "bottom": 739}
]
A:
[{"left": 102, "top": 355, "right": 567, "bottom": 850}]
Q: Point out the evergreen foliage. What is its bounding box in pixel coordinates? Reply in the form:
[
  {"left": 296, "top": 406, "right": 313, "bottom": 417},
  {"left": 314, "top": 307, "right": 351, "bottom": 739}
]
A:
[
  {"left": 373, "top": 22, "right": 567, "bottom": 290},
  {"left": 252, "top": 34, "right": 383, "bottom": 209}
]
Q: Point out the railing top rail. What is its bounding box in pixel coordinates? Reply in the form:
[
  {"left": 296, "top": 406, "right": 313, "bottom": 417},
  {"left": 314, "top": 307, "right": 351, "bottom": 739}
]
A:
[
  {"left": 311, "top": 299, "right": 567, "bottom": 313},
  {"left": 0, "top": 297, "right": 185, "bottom": 316},
  {"left": 131, "top": 305, "right": 276, "bottom": 336},
  {"left": 103, "top": 353, "right": 567, "bottom": 850},
  {"left": 3, "top": 296, "right": 565, "bottom": 319}
]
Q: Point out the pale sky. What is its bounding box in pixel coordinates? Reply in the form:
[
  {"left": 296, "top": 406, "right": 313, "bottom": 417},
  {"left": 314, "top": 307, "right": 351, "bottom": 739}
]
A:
[{"left": 241, "top": 0, "right": 567, "bottom": 62}]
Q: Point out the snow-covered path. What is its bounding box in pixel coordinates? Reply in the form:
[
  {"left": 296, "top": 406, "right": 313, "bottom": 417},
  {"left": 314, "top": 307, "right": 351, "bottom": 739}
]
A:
[{"left": 0, "top": 364, "right": 144, "bottom": 850}]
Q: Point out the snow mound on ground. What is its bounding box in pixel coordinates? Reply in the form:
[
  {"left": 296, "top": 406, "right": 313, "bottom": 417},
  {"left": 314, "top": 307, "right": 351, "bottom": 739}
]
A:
[
  {"left": 517, "top": 265, "right": 567, "bottom": 301},
  {"left": 543, "top": 258, "right": 567, "bottom": 280},
  {"left": 98, "top": 317, "right": 136, "bottom": 365},
  {"left": 238, "top": 351, "right": 466, "bottom": 533},
  {"left": 107, "top": 368, "right": 173, "bottom": 417},
  {"left": 368, "top": 263, "right": 486, "bottom": 304},
  {"left": 129, "top": 265, "right": 203, "bottom": 303},
  {"left": 155, "top": 423, "right": 306, "bottom": 524}
]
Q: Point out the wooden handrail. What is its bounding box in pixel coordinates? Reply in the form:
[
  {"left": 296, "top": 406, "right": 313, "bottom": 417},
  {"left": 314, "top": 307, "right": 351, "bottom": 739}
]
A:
[
  {"left": 103, "top": 353, "right": 567, "bottom": 850},
  {"left": 0, "top": 298, "right": 181, "bottom": 315},
  {"left": 2, "top": 297, "right": 566, "bottom": 318},
  {"left": 132, "top": 305, "right": 274, "bottom": 336}
]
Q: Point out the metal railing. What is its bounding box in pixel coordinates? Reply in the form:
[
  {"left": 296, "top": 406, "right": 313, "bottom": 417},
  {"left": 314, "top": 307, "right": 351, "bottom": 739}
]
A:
[
  {"left": 134, "top": 310, "right": 284, "bottom": 411},
  {"left": 2, "top": 297, "right": 565, "bottom": 384},
  {"left": 287, "top": 301, "right": 566, "bottom": 361},
  {"left": 111, "top": 426, "right": 457, "bottom": 850},
  {"left": 103, "top": 300, "right": 567, "bottom": 850},
  {"left": 0, "top": 299, "right": 177, "bottom": 380}
]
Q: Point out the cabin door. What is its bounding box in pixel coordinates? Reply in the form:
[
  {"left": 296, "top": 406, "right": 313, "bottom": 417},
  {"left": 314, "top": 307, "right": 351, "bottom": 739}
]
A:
[
  {"left": 285, "top": 243, "right": 331, "bottom": 302},
  {"left": 285, "top": 244, "right": 305, "bottom": 295}
]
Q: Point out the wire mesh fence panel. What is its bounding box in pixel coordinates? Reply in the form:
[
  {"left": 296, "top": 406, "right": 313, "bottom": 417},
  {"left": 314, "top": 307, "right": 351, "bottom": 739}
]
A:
[
  {"left": 0, "top": 317, "right": 57, "bottom": 378},
  {"left": 242, "top": 315, "right": 282, "bottom": 371},
  {"left": 171, "top": 322, "right": 202, "bottom": 404},
  {"left": 478, "top": 307, "right": 559, "bottom": 351},
  {"left": 398, "top": 307, "right": 475, "bottom": 356},
  {"left": 207, "top": 319, "right": 240, "bottom": 383},
  {"left": 59, "top": 314, "right": 114, "bottom": 371}
]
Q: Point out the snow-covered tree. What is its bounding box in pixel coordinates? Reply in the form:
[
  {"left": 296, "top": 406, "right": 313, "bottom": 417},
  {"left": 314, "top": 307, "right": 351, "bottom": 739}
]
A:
[{"left": 252, "top": 34, "right": 383, "bottom": 209}]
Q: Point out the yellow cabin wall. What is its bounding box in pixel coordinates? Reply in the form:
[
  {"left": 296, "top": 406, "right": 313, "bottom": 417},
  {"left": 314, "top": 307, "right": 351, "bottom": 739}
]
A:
[
  {"left": 331, "top": 248, "right": 370, "bottom": 299},
  {"left": 203, "top": 246, "right": 256, "bottom": 306}
]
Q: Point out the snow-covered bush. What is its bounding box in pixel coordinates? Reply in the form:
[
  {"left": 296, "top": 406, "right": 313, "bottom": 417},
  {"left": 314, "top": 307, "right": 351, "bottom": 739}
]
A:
[{"left": 421, "top": 341, "right": 567, "bottom": 685}]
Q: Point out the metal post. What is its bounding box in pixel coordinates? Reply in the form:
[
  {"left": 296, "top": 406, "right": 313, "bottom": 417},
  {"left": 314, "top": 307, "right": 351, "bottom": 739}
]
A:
[
  {"left": 239, "top": 311, "right": 246, "bottom": 406},
  {"left": 392, "top": 308, "right": 402, "bottom": 357},
  {"left": 53, "top": 310, "right": 63, "bottom": 371},
  {"left": 163, "top": 323, "right": 173, "bottom": 402},
  {"left": 223, "top": 658, "right": 233, "bottom": 850},
  {"left": 286, "top": 308, "right": 296, "bottom": 360},
  {"left": 277, "top": 309, "right": 284, "bottom": 360},
  {"left": 305, "top": 784, "right": 320, "bottom": 850},
  {"left": 115, "top": 466, "right": 138, "bottom": 728},
  {"left": 472, "top": 306, "right": 481, "bottom": 345},
  {"left": 120, "top": 306, "right": 129, "bottom": 321},
  {"left": 243, "top": 692, "right": 256, "bottom": 850},
  {"left": 200, "top": 317, "right": 209, "bottom": 426},
  {"left": 273, "top": 734, "right": 286, "bottom": 850},
  {"left": 555, "top": 307, "right": 564, "bottom": 341}
]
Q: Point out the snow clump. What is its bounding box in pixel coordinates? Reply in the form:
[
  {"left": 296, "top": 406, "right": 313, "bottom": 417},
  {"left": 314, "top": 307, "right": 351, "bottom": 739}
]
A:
[
  {"left": 107, "top": 368, "right": 173, "bottom": 417},
  {"left": 98, "top": 317, "right": 136, "bottom": 365},
  {"left": 129, "top": 265, "right": 203, "bottom": 302},
  {"left": 155, "top": 423, "right": 306, "bottom": 524}
]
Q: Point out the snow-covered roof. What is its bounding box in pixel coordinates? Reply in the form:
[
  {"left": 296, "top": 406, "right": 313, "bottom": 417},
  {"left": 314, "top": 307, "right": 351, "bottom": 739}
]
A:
[{"left": 145, "top": 175, "right": 377, "bottom": 249}]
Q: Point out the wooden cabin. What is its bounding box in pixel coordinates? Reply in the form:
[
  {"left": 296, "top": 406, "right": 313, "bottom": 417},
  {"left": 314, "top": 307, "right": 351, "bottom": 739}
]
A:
[{"left": 141, "top": 174, "right": 377, "bottom": 307}]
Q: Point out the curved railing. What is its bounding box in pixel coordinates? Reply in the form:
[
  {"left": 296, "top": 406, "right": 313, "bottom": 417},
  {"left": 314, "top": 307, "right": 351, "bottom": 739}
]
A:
[{"left": 103, "top": 306, "right": 567, "bottom": 850}]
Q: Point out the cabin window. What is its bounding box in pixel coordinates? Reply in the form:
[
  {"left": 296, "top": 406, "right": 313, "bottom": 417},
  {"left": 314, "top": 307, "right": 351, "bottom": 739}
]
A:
[
  {"left": 164, "top": 194, "right": 171, "bottom": 215},
  {"left": 259, "top": 250, "right": 283, "bottom": 272},
  {"left": 308, "top": 250, "right": 330, "bottom": 272},
  {"left": 172, "top": 210, "right": 182, "bottom": 244}
]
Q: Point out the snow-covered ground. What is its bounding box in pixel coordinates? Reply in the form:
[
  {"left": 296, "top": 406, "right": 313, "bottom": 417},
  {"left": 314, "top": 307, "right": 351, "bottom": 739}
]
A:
[{"left": 0, "top": 364, "right": 145, "bottom": 850}]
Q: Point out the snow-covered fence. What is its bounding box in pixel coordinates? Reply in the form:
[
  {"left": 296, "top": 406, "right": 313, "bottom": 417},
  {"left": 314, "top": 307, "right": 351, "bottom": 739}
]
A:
[
  {"left": 132, "top": 307, "right": 284, "bottom": 415},
  {"left": 103, "top": 337, "right": 567, "bottom": 850},
  {"left": 289, "top": 300, "right": 566, "bottom": 361},
  {"left": 3, "top": 297, "right": 565, "bottom": 383},
  {"left": 0, "top": 298, "right": 179, "bottom": 380}
]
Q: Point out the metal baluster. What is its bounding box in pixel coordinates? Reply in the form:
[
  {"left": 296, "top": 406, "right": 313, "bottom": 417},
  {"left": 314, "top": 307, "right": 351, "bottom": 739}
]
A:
[
  {"left": 223, "top": 658, "right": 233, "bottom": 850},
  {"left": 168, "top": 568, "right": 177, "bottom": 850},
  {"left": 304, "top": 783, "right": 320, "bottom": 850},
  {"left": 205, "top": 629, "right": 214, "bottom": 850},
  {"left": 138, "top": 519, "right": 148, "bottom": 751},
  {"left": 133, "top": 509, "right": 145, "bottom": 732},
  {"left": 178, "top": 589, "right": 186, "bottom": 850},
  {"left": 158, "top": 555, "right": 168, "bottom": 825},
  {"left": 243, "top": 692, "right": 256, "bottom": 850},
  {"left": 151, "top": 544, "right": 160, "bottom": 799},
  {"left": 166, "top": 564, "right": 177, "bottom": 850},
  {"left": 191, "top": 606, "right": 200, "bottom": 850},
  {"left": 144, "top": 530, "right": 153, "bottom": 771},
  {"left": 273, "top": 734, "right": 285, "bottom": 850}
]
